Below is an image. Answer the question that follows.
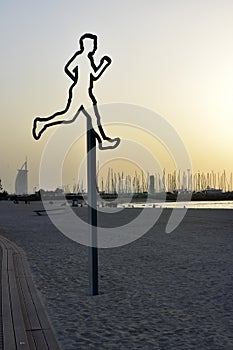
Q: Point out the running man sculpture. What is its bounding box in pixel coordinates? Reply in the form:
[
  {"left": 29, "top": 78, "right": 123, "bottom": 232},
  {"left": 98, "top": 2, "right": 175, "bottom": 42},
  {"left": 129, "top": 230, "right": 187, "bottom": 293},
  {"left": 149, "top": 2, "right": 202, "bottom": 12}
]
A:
[{"left": 32, "top": 33, "right": 120, "bottom": 150}]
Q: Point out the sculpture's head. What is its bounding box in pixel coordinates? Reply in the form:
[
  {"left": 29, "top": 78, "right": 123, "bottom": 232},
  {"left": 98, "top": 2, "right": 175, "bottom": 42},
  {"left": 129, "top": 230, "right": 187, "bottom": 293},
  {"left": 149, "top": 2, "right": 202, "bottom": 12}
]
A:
[{"left": 79, "top": 33, "right": 98, "bottom": 54}]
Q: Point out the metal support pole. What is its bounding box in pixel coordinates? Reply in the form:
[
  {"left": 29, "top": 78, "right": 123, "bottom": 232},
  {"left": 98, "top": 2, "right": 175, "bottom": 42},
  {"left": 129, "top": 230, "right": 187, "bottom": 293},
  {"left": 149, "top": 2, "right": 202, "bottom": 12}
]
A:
[{"left": 87, "top": 117, "right": 99, "bottom": 296}]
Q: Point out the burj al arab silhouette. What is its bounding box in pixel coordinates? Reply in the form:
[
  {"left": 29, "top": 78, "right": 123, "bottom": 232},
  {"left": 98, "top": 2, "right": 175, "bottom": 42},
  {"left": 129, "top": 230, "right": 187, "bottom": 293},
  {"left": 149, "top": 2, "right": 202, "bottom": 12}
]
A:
[{"left": 33, "top": 33, "right": 121, "bottom": 295}]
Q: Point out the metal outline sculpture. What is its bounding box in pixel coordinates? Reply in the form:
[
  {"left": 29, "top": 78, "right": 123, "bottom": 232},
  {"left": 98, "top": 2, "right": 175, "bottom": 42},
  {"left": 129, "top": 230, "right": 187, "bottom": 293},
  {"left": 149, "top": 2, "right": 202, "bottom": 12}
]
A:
[
  {"left": 32, "top": 33, "right": 120, "bottom": 150},
  {"left": 32, "top": 33, "right": 122, "bottom": 295}
]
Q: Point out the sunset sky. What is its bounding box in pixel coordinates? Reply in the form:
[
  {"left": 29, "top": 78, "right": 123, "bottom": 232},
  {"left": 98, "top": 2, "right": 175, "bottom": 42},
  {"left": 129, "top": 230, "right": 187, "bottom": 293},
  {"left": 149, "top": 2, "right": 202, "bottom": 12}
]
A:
[{"left": 1, "top": 0, "right": 233, "bottom": 193}]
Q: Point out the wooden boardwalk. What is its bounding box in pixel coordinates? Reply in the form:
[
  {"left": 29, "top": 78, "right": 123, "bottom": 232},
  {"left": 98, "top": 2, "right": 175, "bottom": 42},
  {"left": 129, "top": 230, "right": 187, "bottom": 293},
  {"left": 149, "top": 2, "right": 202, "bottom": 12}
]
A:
[{"left": 0, "top": 235, "right": 61, "bottom": 350}]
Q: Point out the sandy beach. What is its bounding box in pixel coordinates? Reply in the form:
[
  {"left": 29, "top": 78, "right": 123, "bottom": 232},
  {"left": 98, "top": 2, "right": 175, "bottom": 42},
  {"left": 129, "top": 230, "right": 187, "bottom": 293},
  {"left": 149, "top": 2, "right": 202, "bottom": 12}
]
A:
[{"left": 0, "top": 201, "right": 233, "bottom": 349}]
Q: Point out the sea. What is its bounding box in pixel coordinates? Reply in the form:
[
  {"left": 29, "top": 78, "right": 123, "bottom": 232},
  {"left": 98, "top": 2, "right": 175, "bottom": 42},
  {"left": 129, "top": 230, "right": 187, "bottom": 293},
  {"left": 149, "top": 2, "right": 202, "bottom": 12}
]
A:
[{"left": 118, "top": 200, "right": 233, "bottom": 209}]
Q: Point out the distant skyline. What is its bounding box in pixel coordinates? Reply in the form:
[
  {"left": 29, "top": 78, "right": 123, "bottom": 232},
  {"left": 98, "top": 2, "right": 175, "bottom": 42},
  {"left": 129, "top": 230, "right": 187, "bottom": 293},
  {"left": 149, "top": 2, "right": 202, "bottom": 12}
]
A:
[{"left": 1, "top": 0, "right": 233, "bottom": 193}]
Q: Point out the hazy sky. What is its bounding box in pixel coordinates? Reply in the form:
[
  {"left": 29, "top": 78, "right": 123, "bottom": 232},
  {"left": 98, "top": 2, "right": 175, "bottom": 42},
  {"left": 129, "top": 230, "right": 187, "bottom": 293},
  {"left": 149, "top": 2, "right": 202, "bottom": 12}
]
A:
[{"left": 1, "top": 0, "right": 233, "bottom": 192}]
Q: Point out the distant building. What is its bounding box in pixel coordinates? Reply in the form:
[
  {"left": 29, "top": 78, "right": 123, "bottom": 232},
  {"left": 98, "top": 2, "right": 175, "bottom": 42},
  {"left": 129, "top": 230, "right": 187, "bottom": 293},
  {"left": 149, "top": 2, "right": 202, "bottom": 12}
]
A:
[
  {"left": 15, "top": 160, "right": 28, "bottom": 195},
  {"left": 149, "top": 175, "right": 155, "bottom": 194}
]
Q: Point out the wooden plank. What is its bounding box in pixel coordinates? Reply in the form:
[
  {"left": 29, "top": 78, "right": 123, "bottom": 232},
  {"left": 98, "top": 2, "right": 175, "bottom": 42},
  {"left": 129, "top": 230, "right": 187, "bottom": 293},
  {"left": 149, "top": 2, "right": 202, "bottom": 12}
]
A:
[
  {"left": 1, "top": 247, "right": 8, "bottom": 272},
  {"left": 3, "top": 237, "right": 25, "bottom": 258},
  {"left": 8, "top": 270, "right": 30, "bottom": 349},
  {"left": 43, "top": 330, "right": 61, "bottom": 350},
  {"left": 14, "top": 255, "right": 31, "bottom": 278},
  {"left": 1, "top": 270, "right": 16, "bottom": 350},
  {"left": 19, "top": 257, "right": 32, "bottom": 277},
  {"left": 7, "top": 249, "right": 14, "bottom": 272},
  {"left": 16, "top": 275, "right": 32, "bottom": 333},
  {"left": 26, "top": 331, "right": 37, "bottom": 350},
  {"left": 17, "top": 276, "right": 41, "bottom": 331},
  {"left": 31, "top": 330, "right": 49, "bottom": 349},
  {"left": 25, "top": 277, "right": 51, "bottom": 331},
  {"left": 0, "top": 238, "right": 8, "bottom": 252},
  {"left": 1, "top": 235, "right": 61, "bottom": 349},
  {"left": 15, "top": 249, "right": 61, "bottom": 349}
]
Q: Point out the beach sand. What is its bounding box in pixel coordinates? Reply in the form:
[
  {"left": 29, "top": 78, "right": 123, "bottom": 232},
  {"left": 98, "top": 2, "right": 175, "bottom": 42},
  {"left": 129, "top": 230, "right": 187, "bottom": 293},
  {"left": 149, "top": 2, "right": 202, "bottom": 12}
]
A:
[{"left": 0, "top": 201, "right": 233, "bottom": 349}]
